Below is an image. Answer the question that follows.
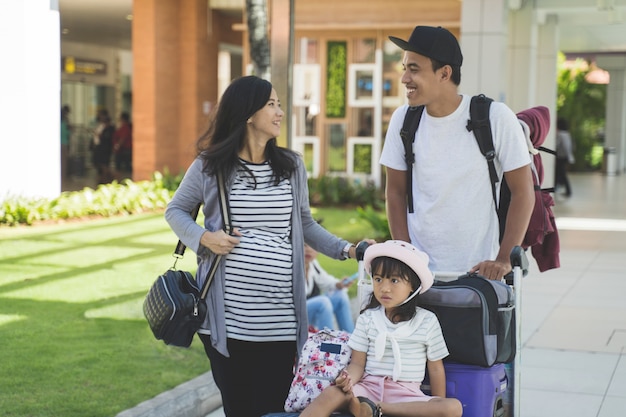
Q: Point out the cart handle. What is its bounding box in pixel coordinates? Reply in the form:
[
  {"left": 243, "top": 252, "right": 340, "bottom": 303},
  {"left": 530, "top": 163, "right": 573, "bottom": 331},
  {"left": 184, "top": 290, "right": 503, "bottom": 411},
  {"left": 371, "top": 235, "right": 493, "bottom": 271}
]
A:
[
  {"left": 355, "top": 241, "right": 370, "bottom": 262},
  {"left": 510, "top": 246, "right": 529, "bottom": 273},
  {"left": 504, "top": 246, "right": 529, "bottom": 284}
]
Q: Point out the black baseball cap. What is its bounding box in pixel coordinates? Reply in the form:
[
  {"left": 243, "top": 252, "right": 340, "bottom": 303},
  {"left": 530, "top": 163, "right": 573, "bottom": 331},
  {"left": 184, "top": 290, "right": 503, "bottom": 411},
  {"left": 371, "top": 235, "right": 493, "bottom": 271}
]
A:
[{"left": 389, "top": 26, "right": 463, "bottom": 66}]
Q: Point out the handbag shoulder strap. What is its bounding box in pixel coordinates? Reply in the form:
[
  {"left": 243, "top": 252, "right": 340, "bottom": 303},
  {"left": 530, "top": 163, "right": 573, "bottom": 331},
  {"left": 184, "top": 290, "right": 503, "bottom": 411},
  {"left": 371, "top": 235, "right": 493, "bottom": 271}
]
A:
[
  {"left": 170, "top": 170, "right": 230, "bottom": 300},
  {"left": 216, "top": 170, "right": 232, "bottom": 235},
  {"left": 199, "top": 170, "right": 230, "bottom": 299}
]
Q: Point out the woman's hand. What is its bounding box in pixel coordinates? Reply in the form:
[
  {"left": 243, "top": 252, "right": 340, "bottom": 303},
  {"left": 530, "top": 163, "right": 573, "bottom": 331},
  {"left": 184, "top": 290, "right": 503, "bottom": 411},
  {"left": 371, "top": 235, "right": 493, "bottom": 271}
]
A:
[{"left": 200, "top": 228, "right": 242, "bottom": 255}]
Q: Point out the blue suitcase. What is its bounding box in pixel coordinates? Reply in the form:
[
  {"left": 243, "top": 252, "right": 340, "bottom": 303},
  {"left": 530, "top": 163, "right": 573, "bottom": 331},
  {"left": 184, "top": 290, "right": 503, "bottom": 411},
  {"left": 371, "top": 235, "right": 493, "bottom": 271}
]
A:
[{"left": 423, "top": 361, "right": 507, "bottom": 417}]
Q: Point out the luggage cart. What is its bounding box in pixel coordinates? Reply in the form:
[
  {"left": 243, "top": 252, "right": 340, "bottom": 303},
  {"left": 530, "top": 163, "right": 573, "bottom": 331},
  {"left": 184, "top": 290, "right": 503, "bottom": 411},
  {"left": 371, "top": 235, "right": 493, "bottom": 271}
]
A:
[
  {"left": 265, "top": 245, "right": 529, "bottom": 417},
  {"left": 421, "top": 246, "right": 528, "bottom": 417},
  {"left": 507, "top": 246, "right": 529, "bottom": 417}
]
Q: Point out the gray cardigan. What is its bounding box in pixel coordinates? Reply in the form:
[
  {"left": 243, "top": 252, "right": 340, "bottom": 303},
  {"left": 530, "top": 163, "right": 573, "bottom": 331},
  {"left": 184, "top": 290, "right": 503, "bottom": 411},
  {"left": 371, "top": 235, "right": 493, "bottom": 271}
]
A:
[{"left": 164, "top": 155, "right": 350, "bottom": 357}]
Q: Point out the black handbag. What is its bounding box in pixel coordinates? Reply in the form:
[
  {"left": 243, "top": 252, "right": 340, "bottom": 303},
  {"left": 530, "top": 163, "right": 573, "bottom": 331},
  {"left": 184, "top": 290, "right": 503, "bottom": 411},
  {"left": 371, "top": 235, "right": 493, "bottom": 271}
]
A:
[{"left": 143, "top": 171, "right": 231, "bottom": 347}]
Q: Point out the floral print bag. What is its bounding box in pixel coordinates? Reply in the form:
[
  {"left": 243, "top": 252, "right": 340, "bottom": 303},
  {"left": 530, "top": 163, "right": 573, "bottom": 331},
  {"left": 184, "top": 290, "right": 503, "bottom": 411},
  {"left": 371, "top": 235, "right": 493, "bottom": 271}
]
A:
[{"left": 284, "top": 329, "right": 352, "bottom": 412}]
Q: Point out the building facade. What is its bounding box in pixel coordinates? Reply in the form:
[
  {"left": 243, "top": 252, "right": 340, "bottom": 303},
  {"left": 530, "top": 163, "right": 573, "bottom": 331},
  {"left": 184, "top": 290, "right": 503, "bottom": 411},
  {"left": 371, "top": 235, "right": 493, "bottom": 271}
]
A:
[{"left": 2, "top": 0, "right": 625, "bottom": 200}]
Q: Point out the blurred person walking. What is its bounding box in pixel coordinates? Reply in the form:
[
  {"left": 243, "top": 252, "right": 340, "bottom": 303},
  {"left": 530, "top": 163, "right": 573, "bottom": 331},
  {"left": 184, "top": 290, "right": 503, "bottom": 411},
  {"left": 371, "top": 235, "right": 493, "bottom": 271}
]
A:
[{"left": 555, "top": 117, "right": 575, "bottom": 197}]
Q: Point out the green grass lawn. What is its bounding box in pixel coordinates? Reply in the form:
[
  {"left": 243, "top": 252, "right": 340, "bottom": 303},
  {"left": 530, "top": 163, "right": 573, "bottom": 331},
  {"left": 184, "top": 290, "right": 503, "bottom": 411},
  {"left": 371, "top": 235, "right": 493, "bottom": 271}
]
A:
[{"left": 0, "top": 206, "right": 375, "bottom": 416}]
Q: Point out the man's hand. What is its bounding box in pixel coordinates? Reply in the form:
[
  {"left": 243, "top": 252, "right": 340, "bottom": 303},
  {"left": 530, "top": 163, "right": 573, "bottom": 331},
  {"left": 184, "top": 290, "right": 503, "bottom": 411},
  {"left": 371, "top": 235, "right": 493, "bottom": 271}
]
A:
[{"left": 469, "top": 259, "right": 511, "bottom": 281}]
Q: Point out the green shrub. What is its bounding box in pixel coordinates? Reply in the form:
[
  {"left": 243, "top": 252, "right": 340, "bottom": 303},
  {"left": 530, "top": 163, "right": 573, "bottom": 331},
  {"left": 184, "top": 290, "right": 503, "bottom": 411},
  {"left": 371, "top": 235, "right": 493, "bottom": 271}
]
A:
[
  {"left": 557, "top": 54, "right": 606, "bottom": 171},
  {"left": 308, "top": 176, "right": 384, "bottom": 208},
  {"left": 0, "top": 172, "right": 178, "bottom": 226},
  {"left": 356, "top": 205, "right": 391, "bottom": 241},
  {"left": 1, "top": 171, "right": 387, "bottom": 228},
  {"left": 326, "top": 41, "right": 347, "bottom": 118}
]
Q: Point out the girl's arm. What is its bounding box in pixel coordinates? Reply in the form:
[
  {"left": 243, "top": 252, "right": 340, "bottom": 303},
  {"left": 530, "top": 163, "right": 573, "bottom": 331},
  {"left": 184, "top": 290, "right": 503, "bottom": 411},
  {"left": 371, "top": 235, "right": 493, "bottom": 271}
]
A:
[
  {"left": 335, "top": 350, "right": 367, "bottom": 393},
  {"left": 426, "top": 359, "right": 447, "bottom": 398}
]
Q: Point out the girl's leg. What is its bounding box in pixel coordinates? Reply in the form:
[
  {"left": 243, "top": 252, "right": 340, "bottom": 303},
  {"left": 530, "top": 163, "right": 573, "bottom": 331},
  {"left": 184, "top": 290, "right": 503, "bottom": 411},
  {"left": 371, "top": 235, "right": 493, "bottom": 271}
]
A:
[
  {"left": 200, "top": 335, "right": 296, "bottom": 417},
  {"left": 377, "top": 397, "right": 463, "bottom": 417},
  {"left": 307, "top": 295, "right": 335, "bottom": 330},
  {"left": 299, "top": 385, "right": 352, "bottom": 417},
  {"left": 328, "top": 290, "right": 355, "bottom": 332}
]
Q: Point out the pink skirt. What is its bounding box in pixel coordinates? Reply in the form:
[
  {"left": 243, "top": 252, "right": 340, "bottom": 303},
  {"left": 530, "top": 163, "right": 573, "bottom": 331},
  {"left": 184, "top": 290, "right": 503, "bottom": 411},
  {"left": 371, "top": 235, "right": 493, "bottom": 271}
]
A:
[{"left": 352, "top": 373, "right": 434, "bottom": 403}]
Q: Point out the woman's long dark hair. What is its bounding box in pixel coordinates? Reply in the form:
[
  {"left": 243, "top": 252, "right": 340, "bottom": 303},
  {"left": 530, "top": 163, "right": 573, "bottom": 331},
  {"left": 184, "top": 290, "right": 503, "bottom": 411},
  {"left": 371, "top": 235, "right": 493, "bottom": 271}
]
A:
[
  {"left": 361, "top": 256, "right": 422, "bottom": 323},
  {"left": 196, "top": 75, "right": 297, "bottom": 185}
]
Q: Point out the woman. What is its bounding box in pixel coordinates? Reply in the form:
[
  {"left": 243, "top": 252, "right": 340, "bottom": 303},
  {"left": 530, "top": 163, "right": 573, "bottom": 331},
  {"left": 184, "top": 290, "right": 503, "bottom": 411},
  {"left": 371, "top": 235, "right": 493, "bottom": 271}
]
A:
[{"left": 165, "top": 75, "right": 362, "bottom": 417}]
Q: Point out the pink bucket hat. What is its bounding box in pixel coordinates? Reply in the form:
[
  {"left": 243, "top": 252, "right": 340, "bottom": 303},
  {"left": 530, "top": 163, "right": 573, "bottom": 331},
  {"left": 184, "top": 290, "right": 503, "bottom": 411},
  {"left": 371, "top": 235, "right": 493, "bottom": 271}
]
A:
[{"left": 363, "top": 240, "right": 434, "bottom": 293}]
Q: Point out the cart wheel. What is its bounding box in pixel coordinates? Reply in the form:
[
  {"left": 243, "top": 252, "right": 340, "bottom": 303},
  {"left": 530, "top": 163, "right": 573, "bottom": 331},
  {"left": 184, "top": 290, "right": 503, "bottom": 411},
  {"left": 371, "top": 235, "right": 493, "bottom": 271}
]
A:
[{"left": 493, "top": 396, "right": 505, "bottom": 417}]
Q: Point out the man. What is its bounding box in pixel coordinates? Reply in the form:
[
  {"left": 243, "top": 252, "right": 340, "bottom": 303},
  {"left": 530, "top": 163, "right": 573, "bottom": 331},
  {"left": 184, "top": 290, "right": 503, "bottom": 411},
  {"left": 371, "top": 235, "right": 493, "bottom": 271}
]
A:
[{"left": 380, "top": 26, "right": 534, "bottom": 281}]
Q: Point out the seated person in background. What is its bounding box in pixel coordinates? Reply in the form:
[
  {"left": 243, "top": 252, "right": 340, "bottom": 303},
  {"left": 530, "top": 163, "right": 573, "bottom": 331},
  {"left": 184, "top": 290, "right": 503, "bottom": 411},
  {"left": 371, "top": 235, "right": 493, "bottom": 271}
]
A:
[{"left": 305, "top": 243, "right": 356, "bottom": 333}]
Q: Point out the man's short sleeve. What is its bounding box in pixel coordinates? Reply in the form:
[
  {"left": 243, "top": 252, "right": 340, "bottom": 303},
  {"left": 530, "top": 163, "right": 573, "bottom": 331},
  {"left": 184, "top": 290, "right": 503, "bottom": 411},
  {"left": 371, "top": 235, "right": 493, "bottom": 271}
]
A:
[
  {"left": 491, "top": 102, "right": 532, "bottom": 173},
  {"left": 380, "top": 105, "right": 411, "bottom": 171}
]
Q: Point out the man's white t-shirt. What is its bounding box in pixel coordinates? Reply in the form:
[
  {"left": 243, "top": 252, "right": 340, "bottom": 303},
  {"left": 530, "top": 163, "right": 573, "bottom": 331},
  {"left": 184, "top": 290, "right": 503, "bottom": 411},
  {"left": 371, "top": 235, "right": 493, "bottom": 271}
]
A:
[{"left": 380, "top": 94, "right": 530, "bottom": 274}]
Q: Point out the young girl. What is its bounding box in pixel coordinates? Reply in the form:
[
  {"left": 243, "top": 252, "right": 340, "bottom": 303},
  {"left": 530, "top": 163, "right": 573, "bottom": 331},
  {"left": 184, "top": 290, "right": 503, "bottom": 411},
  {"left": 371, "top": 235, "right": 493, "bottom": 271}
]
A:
[{"left": 300, "top": 240, "right": 462, "bottom": 417}]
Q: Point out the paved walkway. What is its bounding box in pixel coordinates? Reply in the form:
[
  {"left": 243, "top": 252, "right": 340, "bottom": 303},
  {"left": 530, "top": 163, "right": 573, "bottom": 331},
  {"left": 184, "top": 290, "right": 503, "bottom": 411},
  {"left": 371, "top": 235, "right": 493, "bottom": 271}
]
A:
[{"left": 119, "top": 172, "right": 626, "bottom": 417}]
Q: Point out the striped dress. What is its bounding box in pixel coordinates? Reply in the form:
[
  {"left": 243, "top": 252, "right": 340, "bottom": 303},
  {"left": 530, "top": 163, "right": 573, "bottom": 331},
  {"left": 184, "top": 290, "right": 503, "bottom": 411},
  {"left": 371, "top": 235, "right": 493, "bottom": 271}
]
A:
[{"left": 223, "top": 160, "right": 297, "bottom": 342}]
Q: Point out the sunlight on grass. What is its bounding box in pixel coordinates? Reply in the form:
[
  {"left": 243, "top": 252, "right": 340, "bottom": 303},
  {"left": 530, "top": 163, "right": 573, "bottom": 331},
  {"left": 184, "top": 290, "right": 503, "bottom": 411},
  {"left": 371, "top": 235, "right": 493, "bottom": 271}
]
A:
[
  {"left": 3, "top": 253, "right": 200, "bottom": 303},
  {"left": 0, "top": 264, "right": 69, "bottom": 286},
  {"left": 0, "top": 238, "right": 69, "bottom": 257},
  {"left": 85, "top": 298, "right": 145, "bottom": 320},
  {"left": 19, "top": 245, "right": 154, "bottom": 269},
  {"left": 2, "top": 255, "right": 180, "bottom": 302},
  {"left": 0, "top": 207, "right": 372, "bottom": 416},
  {"left": 0, "top": 314, "right": 26, "bottom": 326},
  {"left": 132, "top": 229, "right": 185, "bottom": 246}
]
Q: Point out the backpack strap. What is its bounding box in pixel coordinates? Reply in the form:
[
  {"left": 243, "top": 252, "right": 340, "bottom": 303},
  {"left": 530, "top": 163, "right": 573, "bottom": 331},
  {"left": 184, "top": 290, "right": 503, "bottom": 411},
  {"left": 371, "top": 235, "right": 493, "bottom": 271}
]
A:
[
  {"left": 534, "top": 147, "right": 556, "bottom": 193},
  {"left": 400, "top": 105, "right": 425, "bottom": 213},
  {"left": 466, "top": 94, "right": 497, "bottom": 206}
]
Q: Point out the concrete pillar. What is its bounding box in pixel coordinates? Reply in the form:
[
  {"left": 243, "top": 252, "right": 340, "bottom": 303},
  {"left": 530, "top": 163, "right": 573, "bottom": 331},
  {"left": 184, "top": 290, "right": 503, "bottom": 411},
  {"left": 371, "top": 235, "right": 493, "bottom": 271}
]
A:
[
  {"left": 0, "top": 0, "right": 61, "bottom": 200},
  {"left": 460, "top": 0, "right": 509, "bottom": 101},
  {"left": 507, "top": 1, "right": 537, "bottom": 112},
  {"left": 535, "top": 14, "right": 559, "bottom": 186},
  {"left": 132, "top": 0, "right": 224, "bottom": 181},
  {"left": 597, "top": 55, "right": 626, "bottom": 175},
  {"left": 270, "top": 0, "right": 293, "bottom": 148}
]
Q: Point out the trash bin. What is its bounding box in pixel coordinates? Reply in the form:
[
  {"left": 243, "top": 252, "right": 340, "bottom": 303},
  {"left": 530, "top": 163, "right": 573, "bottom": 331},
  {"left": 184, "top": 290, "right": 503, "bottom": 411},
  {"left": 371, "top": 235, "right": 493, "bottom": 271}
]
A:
[{"left": 603, "top": 147, "right": 617, "bottom": 176}]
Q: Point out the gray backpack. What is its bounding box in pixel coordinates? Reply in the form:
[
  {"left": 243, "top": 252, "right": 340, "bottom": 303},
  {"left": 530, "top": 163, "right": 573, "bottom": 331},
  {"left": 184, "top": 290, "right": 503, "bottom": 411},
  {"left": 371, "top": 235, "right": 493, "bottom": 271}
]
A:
[{"left": 417, "top": 273, "right": 515, "bottom": 367}]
